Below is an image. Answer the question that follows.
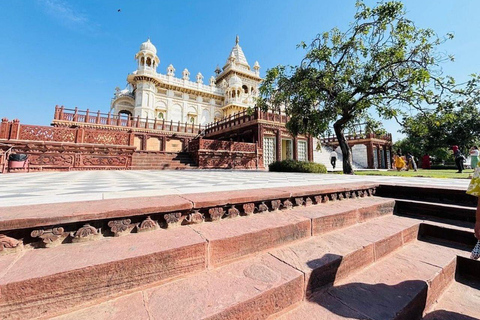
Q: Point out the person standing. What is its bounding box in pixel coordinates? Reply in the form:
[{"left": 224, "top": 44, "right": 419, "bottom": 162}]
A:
[
  {"left": 330, "top": 150, "right": 338, "bottom": 169},
  {"left": 405, "top": 152, "right": 417, "bottom": 171},
  {"left": 422, "top": 154, "right": 431, "bottom": 169},
  {"left": 470, "top": 146, "right": 479, "bottom": 170},
  {"left": 453, "top": 146, "right": 465, "bottom": 173}
]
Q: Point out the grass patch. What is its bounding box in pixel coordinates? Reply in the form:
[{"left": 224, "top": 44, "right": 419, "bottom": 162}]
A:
[{"left": 352, "top": 169, "right": 473, "bottom": 179}]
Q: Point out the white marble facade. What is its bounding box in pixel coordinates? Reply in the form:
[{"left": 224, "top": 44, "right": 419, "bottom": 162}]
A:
[{"left": 111, "top": 37, "right": 262, "bottom": 126}]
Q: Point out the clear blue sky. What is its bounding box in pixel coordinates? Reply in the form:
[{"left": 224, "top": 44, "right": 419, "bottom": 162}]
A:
[{"left": 1, "top": 0, "right": 479, "bottom": 142}]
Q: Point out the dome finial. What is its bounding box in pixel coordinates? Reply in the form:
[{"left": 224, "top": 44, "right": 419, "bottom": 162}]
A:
[{"left": 235, "top": 35, "right": 239, "bottom": 45}]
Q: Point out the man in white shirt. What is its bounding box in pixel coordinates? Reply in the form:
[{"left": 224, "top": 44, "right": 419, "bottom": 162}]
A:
[{"left": 330, "top": 151, "right": 338, "bottom": 169}]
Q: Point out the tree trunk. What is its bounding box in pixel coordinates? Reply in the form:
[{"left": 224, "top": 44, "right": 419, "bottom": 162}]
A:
[{"left": 334, "top": 121, "right": 354, "bottom": 174}]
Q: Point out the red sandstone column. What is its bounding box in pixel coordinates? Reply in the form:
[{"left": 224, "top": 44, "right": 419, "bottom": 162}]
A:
[
  {"left": 129, "top": 133, "right": 135, "bottom": 146},
  {"left": 75, "top": 128, "right": 85, "bottom": 143},
  {"left": 366, "top": 142, "right": 374, "bottom": 169},
  {"left": 142, "top": 135, "right": 148, "bottom": 150},
  {"left": 307, "top": 135, "right": 314, "bottom": 162},
  {"left": 383, "top": 145, "right": 388, "bottom": 169},
  {"left": 276, "top": 130, "right": 281, "bottom": 162}
]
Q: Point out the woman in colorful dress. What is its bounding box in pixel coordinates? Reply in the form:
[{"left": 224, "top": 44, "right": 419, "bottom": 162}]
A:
[
  {"left": 466, "top": 166, "right": 480, "bottom": 240},
  {"left": 470, "top": 146, "right": 479, "bottom": 170}
]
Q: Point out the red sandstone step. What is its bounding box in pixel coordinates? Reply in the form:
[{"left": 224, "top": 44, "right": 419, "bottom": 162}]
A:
[
  {"left": 423, "top": 280, "right": 480, "bottom": 319},
  {"left": 0, "top": 227, "right": 207, "bottom": 320},
  {"left": 51, "top": 254, "right": 304, "bottom": 320},
  {"left": 189, "top": 197, "right": 395, "bottom": 267},
  {"left": 276, "top": 239, "right": 469, "bottom": 320},
  {"left": 269, "top": 214, "right": 420, "bottom": 295}
]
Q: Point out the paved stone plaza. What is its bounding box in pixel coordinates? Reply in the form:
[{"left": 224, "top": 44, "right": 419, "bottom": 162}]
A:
[{"left": 0, "top": 170, "right": 470, "bottom": 207}]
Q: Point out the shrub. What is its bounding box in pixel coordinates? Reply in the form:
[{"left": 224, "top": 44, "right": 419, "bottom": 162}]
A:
[{"left": 268, "top": 159, "right": 327, "bottom": 173}]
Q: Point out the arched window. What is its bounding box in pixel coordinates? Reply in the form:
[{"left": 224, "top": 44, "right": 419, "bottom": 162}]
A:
[
  {"left": 141, "top": 57, "right": 145, "bottom": 65},
  {"left": 158, "top": 112, "right": 164, "bottom": 119},
  {"left": 242, "top": 85, "right": 248, "bottom": 94},
  {"left": 119, "top": 110, "right": 132, "bottom": 116},
  {"left": 146, "top": 57, "right": 151, "bottom": 67}
]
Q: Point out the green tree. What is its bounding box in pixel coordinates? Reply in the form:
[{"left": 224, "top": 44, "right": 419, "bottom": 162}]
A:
[
  {"left": 400, "top": 103, "right": 480, "bottom": 162},
  {"left": 258, "top": 0, "right": 477, "bottom": 173}
]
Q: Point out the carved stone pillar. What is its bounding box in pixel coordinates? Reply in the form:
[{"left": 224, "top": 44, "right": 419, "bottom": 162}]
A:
[
  {"left": 142, "top": 134, "right": 148, "bottom": 151},
  {"left": 366, "top": 142, "right": 374, "bottom": 169},
  {"left": 307, "top": 135, "right": 314, "bottom": 162},
  {"left": 276, "top": 129, "right": 282, "bottom": 162},
  {"left": 383, "top": 145, "right": 388, "bottom": 169}
]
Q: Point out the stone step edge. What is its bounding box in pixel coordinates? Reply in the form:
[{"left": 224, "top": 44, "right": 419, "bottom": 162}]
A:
[
  {"left": 395, "top": 199, "right": 476, "bottom": 223},
  {"left": 0, "top": 183, "right": 379, "bottom": 255},
  {"left": 200, "top": 197, "right": 395, "bottom": 268},
  {"left": 47, "top": 254, "right": 305, "bottom": 320},
  {"left": 274, "top": 222, "right": 421, "bottom": 297}
]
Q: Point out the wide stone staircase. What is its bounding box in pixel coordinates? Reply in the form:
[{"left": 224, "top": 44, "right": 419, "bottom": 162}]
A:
[
  {"left": 0, "top": 183, "right": 478, "bottom": 319},
  {"left": 131, "top": 151, "right": 197, "bottom": 170}
]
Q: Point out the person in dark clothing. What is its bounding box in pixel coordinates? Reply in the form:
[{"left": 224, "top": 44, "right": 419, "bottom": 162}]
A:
[
  {"left": 405, "top": 152, "right": 417, "bottom": 171},
  {"left": 453, "top": 146, "right": 465, "bottom": 173}
]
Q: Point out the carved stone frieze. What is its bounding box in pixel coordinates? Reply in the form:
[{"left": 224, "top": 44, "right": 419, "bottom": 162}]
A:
[
  {"left": 227, "top": 205, "right": 240, "bottom": 219},
  {"left": 257, "top": 202, "right": 269, "bottom": 213},
  {"left": 71, "top": 224, "right": 102, "bottom": 243},
  {"left": 31, "top": 227, "right": 68, "bottom": 247},
  {"left": 209, "top": 207, "right": 225, "bottom": 221},
  {"left": 108, "top": 219, "right": 136, "bottom": 236},
  {"left": 243, "top": 203, "right": 255, "bottom": 215},
  {"left": 295, "top": 198, "right": 305, "bottom": 206},
  {"left": 338, "top": 192, "right": 345, "bottom": 201},
  {"left": 314, "top": 195, "right": 322, "bottom": 204},
  {"left": 305, "top": 197, "right": 313, "bottom": 206},
  {"left": 330, "top": 193, "right": 338, "bottom": 201},
  {"left": 271, "top": 200, "right": 281, "bottom": 211},
  {"left": 283, "top": 199, "right": 293, "bottom": 210},
  {"left": 0, "top": 234, "right": 22, "bottom": 255},
  {"left": 164, "top": 212, "right": 184, "bottom": 227},
  {"left": 137, "top": 216, "right": 159, "bottom": 232},
  {"left": 185, "top": 210, "right": 205, "bottom": 224}
]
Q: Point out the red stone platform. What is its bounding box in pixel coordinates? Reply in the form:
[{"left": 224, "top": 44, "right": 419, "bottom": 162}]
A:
[{"left": 0, "top": 183, "right": 478, "bottom": 319}]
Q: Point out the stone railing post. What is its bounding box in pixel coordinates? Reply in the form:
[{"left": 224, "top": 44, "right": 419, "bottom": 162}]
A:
[
  {"left": 96, "top": 110, "right": 101, "bottom": 124},
  {"left": 10, "top": 119, "right": 20, "bottom": 140},
  {"left": 84, "top": 109, "right": 90, "bottom": 123},
  {"left": 59, "top": 106, "right": 65, "bottom": 120},
  {"left": 73, "top": 107, "right": 78, "bottom": 122},
  {"left": 54, "top": 105, "right": 60, "bottom": 120},
  {"left": 0, "top": 118, "right": 10, "bottom": 139},
  {"left": 107, "top": 112, "right": 111, "bottom": 125}
]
